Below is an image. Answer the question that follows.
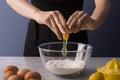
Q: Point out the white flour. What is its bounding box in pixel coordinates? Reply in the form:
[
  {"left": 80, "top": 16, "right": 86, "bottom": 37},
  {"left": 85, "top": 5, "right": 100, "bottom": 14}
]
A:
[{"left": 46, "top": 59, "right": 85, "bottom": 75}]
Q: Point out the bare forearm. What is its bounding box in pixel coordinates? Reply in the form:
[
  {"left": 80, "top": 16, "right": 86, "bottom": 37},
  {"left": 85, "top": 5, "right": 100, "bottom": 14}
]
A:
[
  {"left": 91, "top": 0, "right": 110, "bottom": 26},
  {"left": 6, "top": 0, "right": 41, "bottom": 20}
]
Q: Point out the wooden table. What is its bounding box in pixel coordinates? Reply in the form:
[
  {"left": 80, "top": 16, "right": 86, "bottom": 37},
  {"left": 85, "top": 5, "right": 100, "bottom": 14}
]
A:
[{"left": 0, "top": 57, "right": 119, "bottom": 80}]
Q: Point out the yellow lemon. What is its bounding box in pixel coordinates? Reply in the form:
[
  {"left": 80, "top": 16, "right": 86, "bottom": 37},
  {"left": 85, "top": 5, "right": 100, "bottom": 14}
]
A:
[
  {"left": 97, "top": 58, "right": 120, "bottom": 73},
  {"left": 104, "top": 58, "right": 120, "bottom": 72},
  {"left": 97, "top": 58, "right": 120, "bottom": 80},
  {"left": 89, "top": 72, "right": 104, "bottom": 80},
  {"left": 62, "top": 33, "right": 69, "bottom": 41}
]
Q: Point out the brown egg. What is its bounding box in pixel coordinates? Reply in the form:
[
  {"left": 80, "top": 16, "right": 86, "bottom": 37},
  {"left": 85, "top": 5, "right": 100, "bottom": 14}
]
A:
[
  {"left": 3, "top": 71, "right": 15, "bottom": 80},
  {"left": 8, "top": 75, "right": 22, "bottom": 80},
  {"left": 4, "top": 65, "right": 19, "bottom": 74},
  {"left": 17, "top": 68, "right": 30, "bottom": 79},
  {"left": 24, "top": 71, "right": 41, "bottom": 80},
  {"left": 28, "top": 78, "right": 40, "bottom": 80}
]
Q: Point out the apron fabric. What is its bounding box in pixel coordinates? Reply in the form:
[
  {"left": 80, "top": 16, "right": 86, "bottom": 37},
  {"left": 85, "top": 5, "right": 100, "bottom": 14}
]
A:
[{"left": 24, "top": 0, "right": 88, "bottom": 56}]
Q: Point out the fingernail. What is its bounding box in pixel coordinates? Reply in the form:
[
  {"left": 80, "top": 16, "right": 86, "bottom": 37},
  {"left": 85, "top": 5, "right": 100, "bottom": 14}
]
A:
[{"left": 59, "top": 37, "right": 62, "bottom": 40}]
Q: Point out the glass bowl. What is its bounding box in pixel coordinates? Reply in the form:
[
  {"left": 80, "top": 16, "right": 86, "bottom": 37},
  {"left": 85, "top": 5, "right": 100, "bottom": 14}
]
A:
[{"left": 38, "top": 42, "right": 93, "bottom": 76}]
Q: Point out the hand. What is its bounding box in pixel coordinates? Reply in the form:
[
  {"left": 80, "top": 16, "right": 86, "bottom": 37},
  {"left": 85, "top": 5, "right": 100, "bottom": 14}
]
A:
[
  {"left": 67, "top": 11, "right": 98, "bottom": 33},
  {"left": 35, "top": 10, "right": 68, "bottom": 40}
]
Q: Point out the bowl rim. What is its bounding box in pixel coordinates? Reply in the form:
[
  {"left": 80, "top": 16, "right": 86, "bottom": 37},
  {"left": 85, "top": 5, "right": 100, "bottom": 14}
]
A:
[{"left": 38, "top": 42, "right": 93, "bottom": 53}]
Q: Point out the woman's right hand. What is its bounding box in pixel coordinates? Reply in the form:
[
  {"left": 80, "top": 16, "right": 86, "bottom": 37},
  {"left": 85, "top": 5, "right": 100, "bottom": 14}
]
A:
[
  {"left": 6, "top": 0, "right": 68, "bottom": 40},
  {"left": 34, "top": 10, "right": 68, "bottom": 40}
]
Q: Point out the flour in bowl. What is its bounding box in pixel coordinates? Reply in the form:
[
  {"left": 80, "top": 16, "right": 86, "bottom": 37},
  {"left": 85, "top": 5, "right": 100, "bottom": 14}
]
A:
[{"left": 46, "top": 59, "right": 85, "bottom": 75}]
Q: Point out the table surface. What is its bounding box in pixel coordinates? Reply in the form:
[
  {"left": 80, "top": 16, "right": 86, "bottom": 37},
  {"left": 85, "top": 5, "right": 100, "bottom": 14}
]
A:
[{"left": 0, "top": 57, "right": 119, "bottom": 80}]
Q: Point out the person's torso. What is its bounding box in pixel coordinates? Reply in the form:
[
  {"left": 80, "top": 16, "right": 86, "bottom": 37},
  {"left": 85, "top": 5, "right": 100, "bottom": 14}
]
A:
[
  {"left": 31, "top": 0, "right": 84, "bottom": 20},
  {"left": 31, "top": 0, "right": 84, "bottom": 6}
]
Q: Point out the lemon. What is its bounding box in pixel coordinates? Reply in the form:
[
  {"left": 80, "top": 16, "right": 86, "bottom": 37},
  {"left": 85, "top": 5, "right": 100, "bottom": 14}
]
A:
[
  {"left": 62, "top": 33, "right": 69, "bottom": 40},
  {"left": 89, "top": 72, "right": 104, "bottom": 80},
  {"left": 97, "top": 58, "right": 120, "bottom": 73},
  {"left": 104, "top": 58, "right": 120, "bottom": 72},
  {"left": 97, "top": 58, "right": 120, "bottom": 80}
]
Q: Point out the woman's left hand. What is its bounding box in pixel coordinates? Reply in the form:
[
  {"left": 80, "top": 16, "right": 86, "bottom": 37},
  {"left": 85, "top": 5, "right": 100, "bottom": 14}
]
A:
[{"left": 67, "top": 11, "right": 98, "bottom": 33}]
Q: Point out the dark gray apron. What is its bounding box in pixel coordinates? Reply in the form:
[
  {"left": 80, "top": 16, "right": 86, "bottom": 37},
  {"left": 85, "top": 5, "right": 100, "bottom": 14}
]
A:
[{"left": 24, "top": 0, "right": 88, "bottom": 56}]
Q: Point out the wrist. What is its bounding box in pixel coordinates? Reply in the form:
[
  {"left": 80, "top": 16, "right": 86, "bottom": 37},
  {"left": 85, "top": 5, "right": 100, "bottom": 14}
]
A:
[
  {"left": 90, "top": 14, "right": 104, "bottom": 27},
  {"left": 32, "top": 9, "right": 43, "bottom": 22},
  {"left": 86, "top": 17, "right": 99, "bottom": 30}
]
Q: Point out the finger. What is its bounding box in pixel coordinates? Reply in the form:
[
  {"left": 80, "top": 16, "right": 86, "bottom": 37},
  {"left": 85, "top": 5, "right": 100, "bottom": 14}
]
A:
[
  {"left": 74, "top": 13, "right": 89, "bottom": 32},
  {"left": 50, "top": 16, "right": 62, "bottom": 40},
  {"left": 46, "top": 19, "right": 54, "bottom": 32},
  {"left": 52, "top": 11, "right": 66, "bottom": 33},
  {"left": 68, "top": 11, "right": 84, "bottom": 29},
  {"left": 67, "top": 11, "right": 79, "bottom": 26},
  {"left": 55, "top": 11, "right": 69, "bottom": 32}
]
